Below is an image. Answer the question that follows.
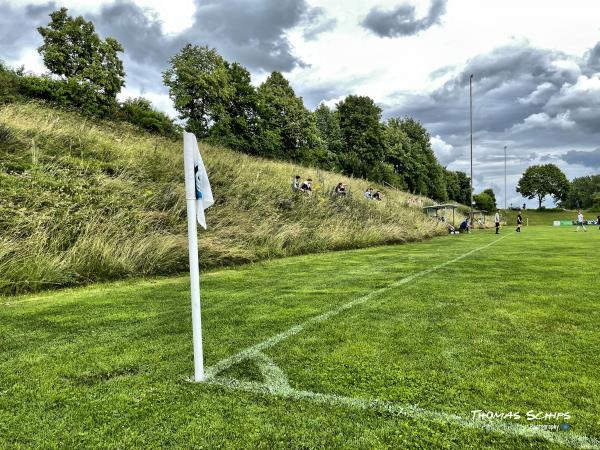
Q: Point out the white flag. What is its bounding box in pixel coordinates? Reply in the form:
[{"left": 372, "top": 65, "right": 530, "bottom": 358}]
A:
[{"left": 184, "top": 132, "right": 214, "bottom": 229}]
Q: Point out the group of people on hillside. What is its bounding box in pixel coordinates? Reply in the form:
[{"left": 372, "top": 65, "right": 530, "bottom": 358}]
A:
[
  {"left": 292, "top": 175, "right": 385, "bottom": 201},
  {"left": 364, "top": 187, "right": 383, "bottom": 201},
  {"left": 292, "top": 175, "right": 313, "bottom": 195}
]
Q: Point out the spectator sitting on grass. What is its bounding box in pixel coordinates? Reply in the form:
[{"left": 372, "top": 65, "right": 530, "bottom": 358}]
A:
[
  {"left": 291, "top": 175, "right": 301, "bottom": 192},
  {"left": 334, "top": 182, "right": 347, "bottom": 196},
  {"left": 364, "top": 188, "right": 373, "bottom": 200},
  {"left": 459, "top": 217, "right": 470, "bottom": 233},
  {"left": 373, "top": 190, "right": 382, "bottom": 201},
  {"left": 300, "top": 178, "right": 313, "bottom": 195}
]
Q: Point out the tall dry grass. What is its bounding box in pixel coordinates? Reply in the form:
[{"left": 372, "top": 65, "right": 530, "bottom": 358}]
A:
[{"left": 0, "top": 102, "right": 448, "bottom": 295}]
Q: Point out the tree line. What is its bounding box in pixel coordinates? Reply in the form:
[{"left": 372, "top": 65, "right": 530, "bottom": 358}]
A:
[
  {"left": 1, "top": 7, "right": 473, "bottom": 203},
  {"left": 516, "top": 164, "right": 600, "bottom": 210},
  {"left": 163, "top": 44, "right": 472, "bottom": 202}
]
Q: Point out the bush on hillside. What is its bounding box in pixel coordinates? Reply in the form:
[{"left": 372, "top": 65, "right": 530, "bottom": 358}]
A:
[
  {"left": 0, "top": 64, "right": 21, "bottom": 104},
  {"left": 117, "top": 98, "right": 180, "bottom": 139},
  {"left": 0, "top": 63, "right": 117, "bottom": 116},
  {"left": 19, "top": 74, "right": 117, "bottom": 116},
  {"left": 0, "top": 64, "right": 179, "bottom": 139}
]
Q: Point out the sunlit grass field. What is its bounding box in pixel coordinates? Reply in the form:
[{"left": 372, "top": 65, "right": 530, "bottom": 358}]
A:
[
  {"left": 504, "top": 209, "right": 600, "bottom": 227},
  {"left": 1, "top": 226, "right": 599, "bottom": 449}
]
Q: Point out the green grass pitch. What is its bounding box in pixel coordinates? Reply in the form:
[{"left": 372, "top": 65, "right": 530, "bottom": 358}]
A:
[{"left": 1, "top": 226, "right": 599, "bottom": 449}]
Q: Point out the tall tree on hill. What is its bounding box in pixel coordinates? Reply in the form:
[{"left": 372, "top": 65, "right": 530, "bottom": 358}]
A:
[
  {"left": 483, "top": 188, "right": 497, "bottom": 209},
  {"left": 256, "top": 71, "right": 324, "bottom": 163},
  {"left": 393, "top": 117, "right": 447, "bottom": 200},
  {"left": 455, "top": 171, "right": 472, "bottom": 205},
  {"left": 37, "top": 7, "right": 125, "bottom": 114},
  {"left": 163, "top": 44, "right": 232, "bottom": 138},
  {"left": 444, "top": 169, "right": 460, "bottom": 202},
  {"left": 517, "top": 164, "right": 570, "bottom": 208},
  {"left": 209, "top": 62, "right": 260, "bottom": 153},
  {"left": 314, "top": 103, "right": 344, "bottom": 154},
  {"left": 337, "top": 95, "right": 386, "bottom": 179},
  {"left": 382, "top": 118, "right": 413, "bottom": 189}
]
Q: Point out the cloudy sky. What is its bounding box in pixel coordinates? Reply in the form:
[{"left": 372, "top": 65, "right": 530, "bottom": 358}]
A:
[{"left": 2, "top": 0, "right": 600, "bottom": 207}]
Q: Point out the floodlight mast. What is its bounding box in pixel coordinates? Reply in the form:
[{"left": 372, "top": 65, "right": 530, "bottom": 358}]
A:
[
  {"left": 470, "top": 74, "right": 474, "bottom": 224},
  {"left": 504, "top": 145, "right": 507, "bottom": 212}
]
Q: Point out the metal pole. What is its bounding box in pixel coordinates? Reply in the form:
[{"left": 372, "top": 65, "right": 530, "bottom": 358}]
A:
[
  {"left": 183, "top": 136, "right": 204, "bottom": 382},
  {"left": 470, "top": 74, "right": 474, "bottom": 224},
  {"left": 504, "top": 145, "right": 507, "bottom": 213}
]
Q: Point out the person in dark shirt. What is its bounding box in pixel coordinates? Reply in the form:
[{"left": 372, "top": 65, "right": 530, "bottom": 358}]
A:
[
  {"left": 516, "top": 210, "right": 523, "bottom": 232},
  {"left": 300, "top": 178, "right": 312, "bottom": 195},
  {"left": 459, "top": 218, "right": 470, "bottom": 233},
  {"left": 334, "top": 182, "right": 347, "bottom": 196},
  {"left": 373, "top": 191, "right": 382, "bottom": 201}
]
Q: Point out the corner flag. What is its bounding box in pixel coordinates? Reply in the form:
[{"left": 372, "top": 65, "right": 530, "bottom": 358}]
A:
[
  {"left": 184, "top": 132, "right": 214, "bottom": 229},
  {"left": 183, "top": 132, "right": 213, "bottom": 382}
]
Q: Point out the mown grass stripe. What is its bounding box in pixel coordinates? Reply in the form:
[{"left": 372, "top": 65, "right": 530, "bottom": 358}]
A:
[{"left": 206, "top": 234, "right": 509, "bottom": 380}]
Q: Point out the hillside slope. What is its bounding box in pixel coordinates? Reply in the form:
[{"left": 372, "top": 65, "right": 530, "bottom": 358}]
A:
[{"left": 0, "top": 102, "right": 446, "bottom": 295}]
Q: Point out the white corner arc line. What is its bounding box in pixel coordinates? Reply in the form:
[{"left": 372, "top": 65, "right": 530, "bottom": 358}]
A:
[
  {"left": 206, "top": 234, "right": 509, "bottom": 380},
  {"left": 206, "top": 378, "right": 599, "bottom": 449}
]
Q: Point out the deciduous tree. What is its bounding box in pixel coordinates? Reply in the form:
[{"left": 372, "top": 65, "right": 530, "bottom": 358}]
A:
[
  {"left": 483, "top": 188, "right": 497, "bottom": 209},
  {"left": 256, "top": 71, "right": 323, "bottom": 163},
  {"left": 561, "top": 174, "right": 600, "bottom": 209},
  {"left": 337, "top": 95, "right": 386, "bottom": 179},
  {"left": 473, "top": 191, "right": 495, "bottom": 212},
  {"left": 37, "top": 8, "right": 125, "bottom": 113},
  {"left": 209, "top": 62, "right": 260, "bottom": 153},
  {"left": 517, "top": 164, "right": 570, "bottom": 208},
  {"left": 163, "top": 44, "right": 232, "bottom": 137}
]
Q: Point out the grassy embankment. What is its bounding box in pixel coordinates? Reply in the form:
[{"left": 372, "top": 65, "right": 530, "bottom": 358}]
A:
[
  {"left": 0, "top": 102, "right": 447, "bottom": 295},
  {"left": 1, "top": 227, "right": 599, "bottom": 448}
]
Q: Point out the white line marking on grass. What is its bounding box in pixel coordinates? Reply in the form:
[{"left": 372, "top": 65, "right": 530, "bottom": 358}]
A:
[
  {"left": 205, "top": 235, "right": 509, "bottom": 380},
  {"left": 206, "top": 377, "right": 600, "bottom": 450},
  {"left": 254, "top": 352, "right": 292, "bottom": 394},
  {"left": 201, "top": 234, "right": 600, "bottom": 448}
]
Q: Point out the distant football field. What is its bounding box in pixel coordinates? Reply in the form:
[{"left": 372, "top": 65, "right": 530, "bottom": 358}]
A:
[{"left": 1, "top": 226, "right": 599, "bottom": 449}]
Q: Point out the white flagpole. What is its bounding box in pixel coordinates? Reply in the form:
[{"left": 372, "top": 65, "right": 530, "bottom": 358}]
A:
[{"left": 183, "top": 140, "right": 204, "bottom": 382}]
